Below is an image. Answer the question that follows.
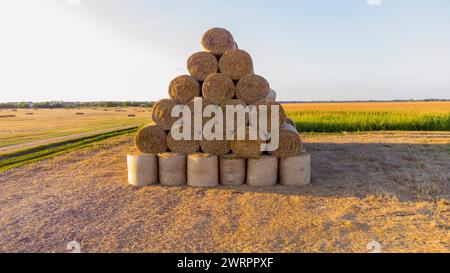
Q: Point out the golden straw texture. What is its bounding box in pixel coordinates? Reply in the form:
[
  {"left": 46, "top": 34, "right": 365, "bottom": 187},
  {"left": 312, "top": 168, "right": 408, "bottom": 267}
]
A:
[
  {"left": 236, "top": 74, "right": 270, "bottom": 104},
  {"left": 169, "top": 75, "right": 201, "bottom": 104},
  {"left": 134, "top": 125, "right": 167, "bottom": 154},
  {"left": 201, "top": 28, "right": 237, "bottom": 56},
  {"left": 187, "top": 51, "right": 218, "bottom": 81},
  {"left": 219, "top": 49, "right": 254, "bottom": 80},
  {"left": 202, "top": 73, "right": 235, "bottom": 105}
]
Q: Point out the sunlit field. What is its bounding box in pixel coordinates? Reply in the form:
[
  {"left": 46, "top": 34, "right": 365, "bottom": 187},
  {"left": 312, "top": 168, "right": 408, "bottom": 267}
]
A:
[
  {"left": 284, "top": 101, "right": 450, "bottom": 132},
  {"left": 0, "top": 108, "right": 151, "bottom": 149}
]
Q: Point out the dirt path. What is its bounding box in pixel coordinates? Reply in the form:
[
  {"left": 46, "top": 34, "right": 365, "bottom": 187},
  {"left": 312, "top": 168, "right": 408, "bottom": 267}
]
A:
[
  {"left": 0, "top": 125, "right": 137, "bottom": 155},
  {"left": 0, "top": 132, "right": 449, "bottom": 253}
]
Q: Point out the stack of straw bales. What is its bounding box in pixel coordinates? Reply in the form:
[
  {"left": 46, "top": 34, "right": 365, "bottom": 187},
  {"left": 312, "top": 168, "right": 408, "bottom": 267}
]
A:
[{"left": 128, "top": 27, "right": 310, "bottom": 188}]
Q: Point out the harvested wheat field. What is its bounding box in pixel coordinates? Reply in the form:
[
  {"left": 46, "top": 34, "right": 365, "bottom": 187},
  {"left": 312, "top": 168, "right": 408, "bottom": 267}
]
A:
[
  {"left": 0, "top": 108, "right": 151, "bottom": 151},
  {"left": 0, "top": 132, "right": 448, "bottom": 253}
]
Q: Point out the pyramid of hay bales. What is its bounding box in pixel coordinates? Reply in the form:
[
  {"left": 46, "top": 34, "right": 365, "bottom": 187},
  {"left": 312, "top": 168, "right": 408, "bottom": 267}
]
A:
[
  {"left": 135, "top": 27, "right": 303, "bottom": 158},
  {"left": 129, "top": 28, "right": 309, "bottom": 188}
]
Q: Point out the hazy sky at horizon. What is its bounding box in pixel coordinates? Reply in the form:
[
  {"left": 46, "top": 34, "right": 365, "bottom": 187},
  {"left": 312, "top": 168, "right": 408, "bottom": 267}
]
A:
[{"left": 1, "top": 0, "right": 449, "bottom": 102}]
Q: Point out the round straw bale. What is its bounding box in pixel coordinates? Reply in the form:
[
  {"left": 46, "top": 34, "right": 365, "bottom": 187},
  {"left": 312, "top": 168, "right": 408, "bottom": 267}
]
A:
[
  {"left": 279, "top": 154, "right": 311, "bottom": 186},
  {"left": 187, "top": 98, "right": 218, "bottom": 127},
  {"left": 246, "top": 155, "right": 278, "bottom": 186},
  {"left": 202, "top": 73, "right": 235, "bottom": 105},
  {"left": 219, "top": 49, "right": 254, "bottom": 80},
  {"left": 236, "top": 74, "right": 270, "bottom": 104},
  {"left": 134, "top": 125, "right": 167, "bottom": 154},
  {"left": 270, "top": 123, "right": 303, "bottom": 158},
  {"left": 187, "top": 153, "right": 219, "bottom": 187},
  {"left": 167, "top": 130, "right": 200, "bottom": 155},
  {"left": 220, "top": 154, "right": 246, "bottom": 185},
  {"left": 256, "top": 99, "right": 287, "bottom": 131},
  {"left": 220, "top": 99, "right": 249, "bottom": 135},
  {"left": 230, "top": 126, "right": 263, "bottom": 158},
  {"left": 187, "top": 51, "right": 218, "bottom": 81},
  {"left": 169, "top": 75, "right": 201, "bottom": 104},
  {"left": 267, "top": 89, "right": 277, "bottom": 101},
  {"left": 158, "top": 152, "right": 187, "bottom": 186},
  {"left": 127, "top": 154, "right": 158, "bottom": 186},
  {"left": 200, "top": 139, "right": 231, "bottom": 156},
  {"left": 201, "top": 28, "right": 236, "bottom": 56},
  {"left": 152, "top": 98, "right": 179, "bottom": 130}
]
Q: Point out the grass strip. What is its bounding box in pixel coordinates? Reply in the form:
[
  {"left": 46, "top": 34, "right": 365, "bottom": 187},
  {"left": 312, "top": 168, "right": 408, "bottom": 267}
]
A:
[{"left": 0, "top": 127, "right": 137, "bottom": 172}]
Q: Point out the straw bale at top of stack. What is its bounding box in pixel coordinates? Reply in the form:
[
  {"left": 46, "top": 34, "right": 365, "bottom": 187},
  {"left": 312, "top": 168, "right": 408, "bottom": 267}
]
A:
[{"left": 201, "top": 27, "right": 237, "bottom": 56}]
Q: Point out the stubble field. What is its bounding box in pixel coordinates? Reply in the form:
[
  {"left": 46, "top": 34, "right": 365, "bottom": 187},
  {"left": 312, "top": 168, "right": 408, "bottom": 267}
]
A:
[
  {"left": 0, "top": 102, "right": 449, "bottom": 252},
  {"left": 0, "top": 107, "right": 151, "bottom": 152}
]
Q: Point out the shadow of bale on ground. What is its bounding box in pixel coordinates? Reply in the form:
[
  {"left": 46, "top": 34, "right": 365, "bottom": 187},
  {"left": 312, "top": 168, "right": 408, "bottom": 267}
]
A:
[{"left": 212, "top": 142, "right": 450, "bottom": 202}]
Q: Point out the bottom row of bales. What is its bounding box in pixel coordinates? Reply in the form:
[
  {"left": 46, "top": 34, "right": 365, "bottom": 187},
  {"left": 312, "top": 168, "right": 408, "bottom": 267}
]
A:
[{"left": 127, "top": 153, "right": 311, "bottom": 187}]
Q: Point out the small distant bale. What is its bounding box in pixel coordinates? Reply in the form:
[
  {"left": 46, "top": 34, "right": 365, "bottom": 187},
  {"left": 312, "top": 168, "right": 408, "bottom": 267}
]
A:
[
  {"left": 201, "top": 28, "right": 237, "bottom": 56},
  {"left": 76, "top": 112, "right": 84, "bottom": 115},
  {"left": 187, "top": 51, "right": 219, "bottom": 81},
  {"left": 169, "top": 75, "right": 201, "bottom": 104},
  {"left": 25, "top": 112, "right": 34, "bottom": 115},
  {"left": 236, "top": 74, "right": 270, "bottom": 104},
  {"left": 128, "top": 114, "right": 136, "bottom": 117},
  {"left": 152, "top": 99, "right": 179, "bottom": 131},
  {"left": 219, "top": 49, "right": 254, "bottom": 80},
  {"left": 134, "top": 125, "right": 167, "bottom": 154},
  {"left": 202, "top": 73, "right": 235, "bottom": 105}
]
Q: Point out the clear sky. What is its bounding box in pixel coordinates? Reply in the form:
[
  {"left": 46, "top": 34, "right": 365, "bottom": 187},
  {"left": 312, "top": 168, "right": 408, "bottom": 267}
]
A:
[{"left": 0, "top": 0, "right": 449, "bottom": 102}]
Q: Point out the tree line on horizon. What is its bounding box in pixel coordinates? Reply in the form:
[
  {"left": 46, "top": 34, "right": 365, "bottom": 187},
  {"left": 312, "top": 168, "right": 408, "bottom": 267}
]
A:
[
  {"left": 0, "top": 101, "right": 154, "bottom": 109},
  {"left": 0, "top": 99, "right": 448, "bottom": 109}
]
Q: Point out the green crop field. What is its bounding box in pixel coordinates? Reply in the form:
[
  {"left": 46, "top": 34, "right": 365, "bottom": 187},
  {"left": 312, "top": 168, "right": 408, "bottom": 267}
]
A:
[{"left": 284, "top": 102, "right": 450, "bottom": 132}]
